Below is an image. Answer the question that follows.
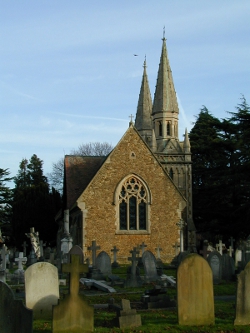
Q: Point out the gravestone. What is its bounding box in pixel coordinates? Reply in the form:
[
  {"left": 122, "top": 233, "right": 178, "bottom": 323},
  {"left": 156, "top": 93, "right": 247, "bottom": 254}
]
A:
[
  {"left": 68, "top": 245, "right": 84, "bottom": 264},
  {"left": 142, "top": 250, "right": 159, "bottom": 282},
  {"left": 96, "top": 251, "right": 112, "bottom": 276},
  {"left": 221, "top": 253, "right": 235, "bottom": 281},
  {"left": 13, "top": 252, "right": 27, "bottom": 283},
  {"left": 177, "top": 253, "right": 214, "bottom": 326},
  {"left": 0, "top": 281, "right": 33, "bottom": 333},
  {"left": 116, "top": 299, "right": 141, "bottom": 328},
  {"left": 235, "top": 248, "right": 243, "bottom": 270},
  {"left": 207, "top": 250, "right": 222, "bottom": 284},
  {"left": 53, "top": 254, "right": 94, "bottom": 333},
  {"left": 141, "top": 285, "right": 175, "bottom": 309},
  {"left": 234, "top": 261, "right": 250, "bottom": 325},
  {"left": 126, "top": 247, "right": 142, "bottom": 287},
  {"left": 25, "top": 262, "right": 59, "bottom": 319},
  {"left": 87, "top": 240, "right": 103, "bottom": 280},
  {"left": 111, "top": 245, "right": 119, "bottom": 268}
]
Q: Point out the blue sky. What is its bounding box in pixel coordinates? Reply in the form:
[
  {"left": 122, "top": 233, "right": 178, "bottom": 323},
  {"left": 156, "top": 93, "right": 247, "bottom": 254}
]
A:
[{"left": 1, "top": 1, "right": 250, "bottom": 185}]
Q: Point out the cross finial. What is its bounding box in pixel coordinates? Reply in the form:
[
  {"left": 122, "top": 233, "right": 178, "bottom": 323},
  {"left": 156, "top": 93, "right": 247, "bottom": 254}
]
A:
[
  {"left": 163, "top": 26, "right": 166, "bottom": 40},
  {"left": 129, "top": 114, "right": 134, "bottom": 126}
]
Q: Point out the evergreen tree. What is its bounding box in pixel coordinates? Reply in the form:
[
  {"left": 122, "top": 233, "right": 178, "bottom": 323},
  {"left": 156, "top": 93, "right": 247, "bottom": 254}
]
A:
[
  {"left": 12, "top": 155, "right": 61, "bottom": 248},
  {"left": 190, "top": 99, "right": 250, "bottom": 241},
  {"left": 0, "top": 168, "right": 13, "bottom": 236}
]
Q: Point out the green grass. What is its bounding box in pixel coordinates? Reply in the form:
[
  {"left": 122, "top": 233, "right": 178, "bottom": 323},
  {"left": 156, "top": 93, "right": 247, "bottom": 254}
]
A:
[{"left": 23, "top": 265, "right": 249, "bottom": 333}]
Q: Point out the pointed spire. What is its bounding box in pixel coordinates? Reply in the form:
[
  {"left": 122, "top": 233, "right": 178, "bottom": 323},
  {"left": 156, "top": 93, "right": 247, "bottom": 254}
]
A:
[
  {"left": 135, "top": 58, "right": 152, "bottom": 133},
  {"left": 152, "top": 37, "right": 179, "bottom": 139},
  {"left": 183, "top": 128, "right": 191, "bottom": 153},
  {"left": 151, "top": 128, "right": 157, "bottom": 152}
]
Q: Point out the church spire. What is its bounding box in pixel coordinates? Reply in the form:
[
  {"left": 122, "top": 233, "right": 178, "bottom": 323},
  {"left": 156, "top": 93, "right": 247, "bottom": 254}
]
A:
[
  {"left": 135, "top": 58, "right": 152, "bottom": 138},
  {"left": 152, "top": 37, "right": 179, "bottom": 141}
]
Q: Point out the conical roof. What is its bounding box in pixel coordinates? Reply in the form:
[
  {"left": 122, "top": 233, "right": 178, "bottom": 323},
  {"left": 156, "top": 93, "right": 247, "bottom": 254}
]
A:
[
  {"left": 135, "top": 59, "right": 152, "bottom": 130},
  {"left": 152, "top": 38, "right": 179, "bottom": 116}
]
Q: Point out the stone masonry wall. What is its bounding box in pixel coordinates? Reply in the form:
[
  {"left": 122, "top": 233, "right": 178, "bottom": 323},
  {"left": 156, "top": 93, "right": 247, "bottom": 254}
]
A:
[{"left": 77, "top": 126, "right": 186, "bottom": 263}]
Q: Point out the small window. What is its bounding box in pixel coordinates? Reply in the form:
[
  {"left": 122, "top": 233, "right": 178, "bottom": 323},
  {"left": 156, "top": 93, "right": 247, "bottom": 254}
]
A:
[
  {"left": 167, "top": 122, "right": 171, "bottom": 135},
  {"left": 159, "top": 121, "right": 162, "bottom": 136}
]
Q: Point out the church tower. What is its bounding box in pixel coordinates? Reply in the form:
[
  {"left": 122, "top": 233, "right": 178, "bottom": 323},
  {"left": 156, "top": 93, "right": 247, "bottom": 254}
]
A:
[{"left": 135, "top": 37, "right": 196, "bottom": 251}]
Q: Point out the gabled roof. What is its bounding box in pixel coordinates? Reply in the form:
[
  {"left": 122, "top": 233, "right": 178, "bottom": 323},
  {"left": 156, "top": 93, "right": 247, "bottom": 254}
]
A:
[{"left": 63, "top": 155, "right": 106, "bottom": 209}]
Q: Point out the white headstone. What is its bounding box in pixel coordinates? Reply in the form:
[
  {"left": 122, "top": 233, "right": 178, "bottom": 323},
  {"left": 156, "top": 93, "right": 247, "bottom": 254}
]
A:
[{"left": 25, "top": 262, "right": 59, "bottom": 319}]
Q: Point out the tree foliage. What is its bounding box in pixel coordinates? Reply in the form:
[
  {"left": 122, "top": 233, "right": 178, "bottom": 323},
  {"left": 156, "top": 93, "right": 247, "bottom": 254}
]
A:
[
  {"left": 190, "top": 97, "right": 250, "bottom": 241},
  {"left": 48, "top": 142, "right": 113, "bottom": 193},
  {"left": 0, "top": 168, "right": 13, "bottom": 226},
  {"left": 12, "top": 154, "right": 61, "bottom": 248}
]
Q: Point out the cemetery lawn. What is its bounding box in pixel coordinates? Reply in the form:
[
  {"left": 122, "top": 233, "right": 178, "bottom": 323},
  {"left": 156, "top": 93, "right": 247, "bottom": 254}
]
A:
[{"left": 32, "top": 280, "right": 248, "bottom": 333}]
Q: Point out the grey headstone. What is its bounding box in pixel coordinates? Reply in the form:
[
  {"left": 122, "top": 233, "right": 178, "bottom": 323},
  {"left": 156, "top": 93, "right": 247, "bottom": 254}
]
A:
[
  {"left": 0, "top": 281, "right": 33, "bottom": 333},
  {"left": 207, "top": 251, "right": 222, "bottom": 284},
  {"left": 222, "top": 253, "right": 235, "bottom": 281},
  {"left": 96, "top": 251, "right": 112, "bottom": 276},
  {"left": 68, "top": 245, "right": 84, "bottom": 264},
  {"left": 142, "top": 250, "right": 158, "bottom": 282}
]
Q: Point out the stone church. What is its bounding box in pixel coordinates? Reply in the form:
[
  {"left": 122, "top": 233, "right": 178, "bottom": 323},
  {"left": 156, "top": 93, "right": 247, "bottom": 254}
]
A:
[{"left": 57, "top": 37, "right": 196, "bottom": 263}]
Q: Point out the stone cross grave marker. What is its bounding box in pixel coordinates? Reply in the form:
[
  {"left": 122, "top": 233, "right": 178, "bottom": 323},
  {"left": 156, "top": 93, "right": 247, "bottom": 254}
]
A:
[
  {"left": 126, "top": 247, "right": 141, "bottom": 287},
  {"left": 177, "top": 253, "right": 214, "bottom": 326},
  {"left": 53, "top": 254, "right": 94, "bottom": 333},
  {"left": 140, "top": 242, "right": 147, "bottom": 255},
  {"left": 111, "top": 245, "right": 119, "bottom": 267},
  {"left": 0, "top": 281, "right": 33, "bottom": 333},
  {"left": 88, "top": 240, "right": 100, "bottom": 267},
  {"left": 15, "top": 252, "right": 27, "bottom": 271},
  {"left": 39, "top": 240, "right": 46, "bottom": 258},
  {"left": 142, "top": 250, "right": 159, "bottom": 282},
  {"left": 155, "top": 246, "right": 162, "bottom": 259},
  {"left": 116, "top": 299, "right": 141, "bottom": 328},
  {"left": 25, "top": 262, "right": 59, "bottom": 319},
  {"left": 216, "top": 240, "right": 225, "bottom": 255}
]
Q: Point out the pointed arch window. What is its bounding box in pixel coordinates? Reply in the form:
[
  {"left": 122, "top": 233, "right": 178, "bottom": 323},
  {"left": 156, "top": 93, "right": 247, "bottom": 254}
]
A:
[
  {"left": 169, "top": 168, "right": 174, "bottom": 180},
  {"left": 158, "top": 121, "right": 162, "bottom": 136},
  {"left": 167, "top": 122, "right": 171, "bottom": 136},
  {"left": 117, "top": 176, "right": 150, "bottom": 232}
]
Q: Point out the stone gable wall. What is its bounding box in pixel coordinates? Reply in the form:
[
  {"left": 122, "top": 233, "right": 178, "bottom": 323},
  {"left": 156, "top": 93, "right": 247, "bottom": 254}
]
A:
[{"left": 77, "top": 127, "right": 186, "bottom": 263}]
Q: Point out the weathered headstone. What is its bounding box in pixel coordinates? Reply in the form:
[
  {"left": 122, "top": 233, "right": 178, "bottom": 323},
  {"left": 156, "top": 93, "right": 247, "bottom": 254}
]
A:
[
  {"left": 207, "top": 250, "right": 222, "bottom": 284},
  {"left": 111, "top": 245, "right": 119, "bottom": 268},
  {"left": 25, "top": 262, "right": 59, "bottom": 319},
  {"left": 177, "top": 253, "right": 214, "bottom": 325},
  {"left": 53, "top": 254, "right": 94, "bottom": 333},
  {"left": 221, "top": 253, "right": 235, "bottom": 281},
  {"left": 87, "top": 240, "right": 103, "bottom": 280},
  {"left": 234, "top": 261, "right": 250, "bottom": 325},
  {"left": 15, "top": 252, "right": 27, "bottom": 271},
  {"left": 116, "top": 299, "right": 141, "bottom": 328},
  {"left": 22, "top": 241, "right": 28, "bottom": 257},
  {"left": 96, "top": 251, "right": 112, "bottom": 276},
  {"left": 142, "top": 250, "right": 159, "bottom": 282},
  {"left": 68, "top": 245, "right": 84, "bottom": 264},
  {"left": 0, "top": 281, "right": 33, "bottom": 333},
  {"left": 235, "top": 248, "right": 243, "bottom": 269},
  {"left": 126, "top": 247, "right": 142, "bottom": 287}
]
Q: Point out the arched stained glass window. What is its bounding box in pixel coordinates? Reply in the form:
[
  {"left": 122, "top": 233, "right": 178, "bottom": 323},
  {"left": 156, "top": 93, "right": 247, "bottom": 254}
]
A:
[{"left": 118, "top": 176, "right": 147, "bottom": 230}]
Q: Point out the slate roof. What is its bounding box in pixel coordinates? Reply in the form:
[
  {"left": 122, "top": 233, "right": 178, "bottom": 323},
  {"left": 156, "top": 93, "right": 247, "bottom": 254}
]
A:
[{"left": 64, "top": 155, "right": 107, "bottom": 210}]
